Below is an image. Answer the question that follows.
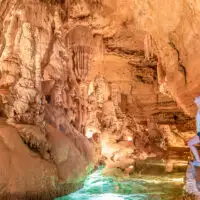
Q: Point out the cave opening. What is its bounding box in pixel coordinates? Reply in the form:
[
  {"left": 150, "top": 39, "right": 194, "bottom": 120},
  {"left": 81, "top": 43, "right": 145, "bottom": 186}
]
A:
[
  {"left": 45, "top": 95, "right": 51, "bottom": 104},
  {"left": 120, "top": 93, "right": 128, "bottom": 113}
]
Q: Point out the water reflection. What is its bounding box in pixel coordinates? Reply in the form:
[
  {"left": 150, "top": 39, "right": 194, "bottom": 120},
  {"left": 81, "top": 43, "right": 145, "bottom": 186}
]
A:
[{"left": 56, "top": 166, "right": 185, "bottom": 200}]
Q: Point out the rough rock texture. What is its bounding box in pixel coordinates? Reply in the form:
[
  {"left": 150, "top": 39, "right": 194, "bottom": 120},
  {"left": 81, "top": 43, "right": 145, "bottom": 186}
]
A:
[
  {"left": 87, "top": 53, "right": 195, "bottom": 171},
  {"left": 0, "top": 0, "right": 200, "bottom": 198},
  {"left": 0, "top": 0, "right": 95, "bottom": 198},
  {"left": 0, "top": 120, "right": 93, "bottom": 199}
]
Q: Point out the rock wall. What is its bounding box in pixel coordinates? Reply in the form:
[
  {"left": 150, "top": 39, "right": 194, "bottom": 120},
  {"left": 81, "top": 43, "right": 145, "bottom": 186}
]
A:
[
  {"left": 87, "top": 53, "right": 195, "bottom": 172},
  {"left": 0, "top": 0, "right": 199, "bottom": 198},
  {"left": 0, "top": 0, "right": 95, "bottom": 199},
  {"left": 131, "top": 0, "right": 200, "bottom": 116},
  {"left": 0, "top": 120, "right": 93, "bottom": 199}
]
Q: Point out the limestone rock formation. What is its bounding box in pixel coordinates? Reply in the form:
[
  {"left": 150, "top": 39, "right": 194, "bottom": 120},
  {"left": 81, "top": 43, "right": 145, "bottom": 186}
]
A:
[
  {"left": 0, "top": 0, "right": 95, "bottom": 198},
  {"left": 0, "top": 120, "right": 93, "bottom": 199},
  {"left": 87, "top": 54, "right": 195, "bottom": 172},
  {"left": 0, "top": 0, "right": 200, "bottom": 198},
  {"left": 131, "top": 0, "right": 200, "bottom": 116}
]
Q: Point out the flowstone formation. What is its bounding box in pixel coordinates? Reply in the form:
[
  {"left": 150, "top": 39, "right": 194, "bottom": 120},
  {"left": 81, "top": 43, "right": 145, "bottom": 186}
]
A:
[
  {"left": 86, "top": 54, "right": 195, "bottom": 174},
  {"left": 131, "top": 0, "right": 200, "bottom": 116},
  {"left": 0, "top": 0, "right": 95, "bottom": 199},
  {"left": 0, "top": 0, "right": 200, "bottom": 199}
]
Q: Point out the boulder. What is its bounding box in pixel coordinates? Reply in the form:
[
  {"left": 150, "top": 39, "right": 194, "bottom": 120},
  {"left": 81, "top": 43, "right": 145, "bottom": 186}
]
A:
[{"left": 0, "top": 121, "right": 94, "bottom": 199}]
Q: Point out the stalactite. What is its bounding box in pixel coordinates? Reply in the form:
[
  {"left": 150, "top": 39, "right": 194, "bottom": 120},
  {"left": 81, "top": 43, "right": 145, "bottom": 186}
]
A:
[
  {"left": 68, "top": 25, "right": 93, "bottom": 82},
  {"left": 71, "top": 45, "right": 93, "bottom": 81},
  {"left": 54, "top": 8, "right": 62, "bottom": 36},
  {"left": 168, "top": 40, "right": 187, "bottom": 85},
  {"left": 51, "top": 80, "right": 64, "bottom": 106},
  {"left": 34, "top": 28, "right": 42, "bottom": 92},
  {"left": 0, "top": 13, "right": 19, "bottom": 88},
  {"left": 10, "top": 21, "right": 38, "bottom": 123},
  {"left": 65, "top": 25, "right": 94, "bottom": 133},
  {"left": 144, "top": 33, "right": 153, "bottom": 60},
  {"left": 93, "top": 34, "right": 104, "bottom": 62},
  {"left": 79, "top": 82, "right": 88, "bottom": 130},
  {"left": 157, "top": 57, "right": 166, "bottom": 85},
  {"left": 14, "top": 27, "right": 22, "bottom": 53},
  {"left": 94, "top": 75, "right": 110, "bottom": 108},
  {"left": 4, "top": 14, "right": 17, "bottom": 54}
]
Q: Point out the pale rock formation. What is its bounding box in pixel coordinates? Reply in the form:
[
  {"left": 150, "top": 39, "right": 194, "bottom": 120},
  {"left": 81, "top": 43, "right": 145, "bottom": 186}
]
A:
[
  {"left": 87, "top": 54, "right": 195, "bottom": 172},
  {"left": 0, "top": 0, "right": 95, "bottom": 198},
  {"left": 0, "top": 120, "right": 93, "bottom": 199},
  {"left": 0, "top": 0, "right": 200, "bottom": 198}
]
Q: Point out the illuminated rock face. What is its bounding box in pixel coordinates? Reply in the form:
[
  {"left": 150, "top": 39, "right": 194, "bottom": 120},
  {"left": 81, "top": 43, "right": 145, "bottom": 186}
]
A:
[
  {"left": 131, "top": 0, "right": 200, "bottom": 116},
  {"left": 0, "top": 121, "right": 93, "bottom": 199},
  {"left": 87, "top": 55, "right": 195, "bottom": 171},
  {"left": 0, "top": 0, "right": 95, "bottom": 198},
  {"left": 0, "top": 0, "right": 199, "bottom": 198}
]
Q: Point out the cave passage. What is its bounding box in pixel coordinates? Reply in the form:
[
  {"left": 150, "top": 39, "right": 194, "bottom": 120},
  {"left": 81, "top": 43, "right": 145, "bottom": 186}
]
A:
[
  {"left": 56, "top": 165, "right": 185, "bottom": 200},
  {"left": 56, "top": 150, "right": 189, "bottom": 200},
  {"left": 0, "top": 0, "right": 199, "bottom": 198}
]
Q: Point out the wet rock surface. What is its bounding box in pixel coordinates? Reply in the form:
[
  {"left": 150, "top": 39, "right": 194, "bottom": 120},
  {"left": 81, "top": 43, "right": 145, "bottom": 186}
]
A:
[
  {"left": 0, "top": 0, "right": 200, "bottom": 198},
  {"left": 0, "top": 120, "right": 94, "bottom": 199},
  {"left": 57, "top": 157, "right": 190, "bottom": 200}
]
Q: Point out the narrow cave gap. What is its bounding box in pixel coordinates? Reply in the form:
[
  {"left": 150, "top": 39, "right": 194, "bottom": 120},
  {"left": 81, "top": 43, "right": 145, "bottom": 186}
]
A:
[
  {"left": 20, "top": 136, "right": 41, "bottom": 156},
  {"left": 45, "top": 95, "right": 51, "bottom": 104},
  {"left": 13, "top": 110, "right": 17, "bottom": 117},
  {"left": 71, "top": 120, "right": 76, "bottom": 128},
  {"left": 168, "top": 40, "right": 187, "bottom": 84},
  {"left": 0, "top": 35, "right": 6, "bottom": 58},
  {"left": 77, "top": 15, "right": 90, "bottom": 21},
  {"left": 57, "top": 0, "right": 65, "bottom": 4},
  {"left": 64, "top": 108, "right": 68, "bottom": 113},
  {"left": 51, "top": 21, "right": 55, "bottom": 33},
  {"left": 0, "top": 110, "right": 6, "bottom": 119},
  {"left": 173, "top": 113, "right": 178, "bottom": 121},
  {"left": 77, "top": 78, "right": 81, "bottom": 84},
  {"left": 27, "top": 141, "right": 41, "bottom": 154},
  {"left": 71, "top": 51, "right": 78, "bottom": 82},
  {"left": 59, "top": 124, "right": 65, "bottom": 132},
  {"left": 81, "top": 125, "right": 85, "bottom": 134}
]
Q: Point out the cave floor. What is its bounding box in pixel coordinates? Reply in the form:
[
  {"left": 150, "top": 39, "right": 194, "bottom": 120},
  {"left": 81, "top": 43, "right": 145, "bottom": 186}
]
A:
[
  {"left": 56, "top": 148, "right": 193, "bottom": 200},
  {"left": 56, "top": 167, "right": 185, "bottom": 200}
]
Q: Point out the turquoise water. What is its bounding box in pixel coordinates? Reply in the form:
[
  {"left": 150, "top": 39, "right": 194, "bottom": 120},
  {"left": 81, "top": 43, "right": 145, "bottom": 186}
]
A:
[{"left": 56, "top": 167, "right": 185, "bottom": 200}]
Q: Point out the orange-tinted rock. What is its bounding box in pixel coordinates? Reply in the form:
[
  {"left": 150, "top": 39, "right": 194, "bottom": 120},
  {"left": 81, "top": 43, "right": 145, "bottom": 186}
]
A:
[
  {"left": 0, "top": 0, "right": 199, "bottom": 197},
  {"left": 0, "top": 121, "right": 93, "bottom": 198}
]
